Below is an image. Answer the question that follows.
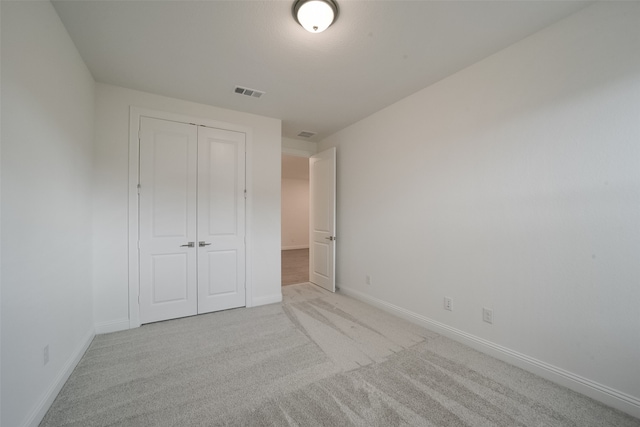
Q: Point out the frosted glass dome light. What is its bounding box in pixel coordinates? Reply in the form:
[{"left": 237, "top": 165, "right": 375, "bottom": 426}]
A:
[{"left": 294, "top": 0, "right": 338, "bottom": 33}]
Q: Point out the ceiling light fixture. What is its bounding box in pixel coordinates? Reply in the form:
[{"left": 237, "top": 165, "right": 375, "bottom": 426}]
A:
[{"left": 293, "top": 0, "right": 338, "bottom": 33}]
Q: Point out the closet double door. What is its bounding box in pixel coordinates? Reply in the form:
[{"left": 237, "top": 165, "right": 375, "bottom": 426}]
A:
[{"left": 138, "top": 117, "right": 246, "bottom": 324}]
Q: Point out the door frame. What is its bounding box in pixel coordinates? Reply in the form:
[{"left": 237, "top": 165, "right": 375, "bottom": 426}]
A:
[{"left": 128, "top": 107, "right": 253, "bottom": 329}]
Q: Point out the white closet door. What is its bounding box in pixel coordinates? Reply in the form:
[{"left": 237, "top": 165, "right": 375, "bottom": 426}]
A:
[
  {"left": 197, "top": 126, "right": 246, "bottom": 313},
  {"left": 139, "top": 117, "right": 198, "bottom": 324}
]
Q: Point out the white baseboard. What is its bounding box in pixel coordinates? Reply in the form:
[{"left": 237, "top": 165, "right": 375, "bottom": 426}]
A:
[
  {"left": 339, "top": 285, "right": 640, "bottom": 419},
  {"left": 251, "top": 293, "right": 283, "bottom": 307},
  {"left": 24, "top": 328, "right": 95, "bottom": 427},
  {"left": 95, "top": 318, "right": 131, "bottom": 334},
  {"left": 282, "top": 245, "right": 309, "bottom": 250}
]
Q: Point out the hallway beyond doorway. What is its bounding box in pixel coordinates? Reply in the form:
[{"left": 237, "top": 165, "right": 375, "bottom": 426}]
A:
[{"left": 282, "top": 249, "right": 309, "bottom": 286}]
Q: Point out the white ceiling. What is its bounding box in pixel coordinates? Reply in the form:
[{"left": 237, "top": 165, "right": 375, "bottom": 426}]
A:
[{"left": 52, "top": 0, "right": 590, "bottom": 142}]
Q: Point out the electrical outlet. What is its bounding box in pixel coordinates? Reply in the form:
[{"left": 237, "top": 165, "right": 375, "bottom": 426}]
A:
[
  {"left": 365, "top": 275, "right": 372, "bottom": 285},
  {"left": 444, "top": 297, "right": 453, "bottom": 311},
  {"left": 44, "top": 345, "right": 50, "bottom": 365},
  {"left": 483, "top": 307, "right": 493, "bottom": 324}
]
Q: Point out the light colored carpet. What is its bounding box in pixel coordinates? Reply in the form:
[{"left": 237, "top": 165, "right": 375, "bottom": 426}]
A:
[
  {"left": 281, "top": 249, "right": 309, "bottom": 286},
  {"left": 40, "top": 283, "right": 639, "bottom": 426}
]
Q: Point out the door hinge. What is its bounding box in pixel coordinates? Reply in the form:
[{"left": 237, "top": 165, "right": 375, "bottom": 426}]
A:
[
  {"left": 244, "top": 189, "right": 247, "bottom": 199},
  {"left": 138, "top": 130, "right": 142, "bottom": 140},
  {"left": 137, "top": 184, "right": 141, "bottom": 195}
]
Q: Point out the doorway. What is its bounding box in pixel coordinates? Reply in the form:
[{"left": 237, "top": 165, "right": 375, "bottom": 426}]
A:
[
  {"left": 281, "top": 154, "right": 310, "bottom": 285},
  {"left": 281, "top": 148, "right": 337, "bottom": 291}
]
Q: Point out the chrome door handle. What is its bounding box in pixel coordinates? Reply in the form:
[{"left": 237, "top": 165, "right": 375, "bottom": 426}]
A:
[
  {"left": 199, "top": 241, "right": 211, "bottom": 247},
  {"left": 180, "top": 242, "right": 195, "bottom": 247},
  {"left": 325, "top": 236, "right": 336, "bottom": 241}
]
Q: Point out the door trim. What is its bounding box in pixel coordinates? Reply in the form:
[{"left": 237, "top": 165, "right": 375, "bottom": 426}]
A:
[{"left": 128, "top": 107, "right": 253, "bottom": 329}]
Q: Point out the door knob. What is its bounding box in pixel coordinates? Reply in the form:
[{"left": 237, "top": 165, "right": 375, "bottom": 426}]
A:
[
  {"left": 199, "top": 241, "right": 212, "bottom": 247},
  {"left": 180, "top": 242, "right": 195, "bottom": 247},
  {"left": 325, "top": 236, "right": 336, "bottom": 241}
]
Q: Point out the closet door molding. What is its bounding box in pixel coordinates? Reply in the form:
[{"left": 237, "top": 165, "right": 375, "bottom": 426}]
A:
[{"left": 128, "top": 107, "right": 254, "bottom": 329}]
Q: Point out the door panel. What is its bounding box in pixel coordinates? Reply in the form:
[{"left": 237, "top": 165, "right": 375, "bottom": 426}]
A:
[
  {"left": 207, "top": 140, "right": 238, "bottom": 235},
  {"left": 151, "top": 253, "right": 190, "bottom": 303},
  {"left": 150, "top": 135, "right": 192, "bottom": 237},
  {"left": 310, "top": 147, "right": 336, "bottom": 292},
  {"left": 206, "top": 250, "right": 238, "bottom": 295},
  {"left": 312, "top": 243, "right": 329, "bottom": 276},
  {"left": 197, "top": 126, "right": 246, "bottom": 313},
  {"left": 139, "top": 117, "right": 198, "bottom": 324}
]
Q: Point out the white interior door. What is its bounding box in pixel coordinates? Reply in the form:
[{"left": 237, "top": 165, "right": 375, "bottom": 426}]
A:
[
  {"left": 197, "top": 127, "right": 246, "bottom": 313},
  {"left": 309, "top": 147, "right": 336, "bottom": 292},
  {"left": 138, "top": 117, "right": 246, "bottom": 324},
  {"left": 139, "top": 117, "right": 198, "bottom": 324}
]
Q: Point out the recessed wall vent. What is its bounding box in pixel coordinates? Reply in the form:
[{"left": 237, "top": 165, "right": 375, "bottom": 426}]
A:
[
  {"left": 297, "top": 131, "right": 316, "bottom": 138},
  {"left": 234, "top": 86, "right": 265, "bottom": 99}
]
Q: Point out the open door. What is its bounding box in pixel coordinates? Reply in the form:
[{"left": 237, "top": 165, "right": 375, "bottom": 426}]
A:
[{"left": 309, "top": 147, "right": 336, "bottom": 292}]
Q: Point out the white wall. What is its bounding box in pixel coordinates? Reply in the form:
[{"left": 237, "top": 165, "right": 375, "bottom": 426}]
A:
[
  {"left": 1, "top": 2, "right": 96, "bottom": 426},
  {"left": 320, "top": 2, "right": 640, "bottom": 417},
  {"left": 282, "top": 178, "right": 309, "bottom": 249},
  {"left": 0, "top": 3, "right": 4, "bottom": 423},
  {"left": 93, "top": 83, "right": 282, "bottom": 332},
  {"left": 0, "top": 2, "right": 4, "bottom": 423},
  {"left": 282, "top": 136, "right": 317, "bottom": 157}
]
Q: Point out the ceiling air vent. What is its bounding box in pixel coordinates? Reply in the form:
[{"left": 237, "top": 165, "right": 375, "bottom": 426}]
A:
[
  {"left": 234, "top": 86, "right": 265, "bottom": 99},
  {"left": 297, "top": 131, "right": 316, "bottom": 138}
]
